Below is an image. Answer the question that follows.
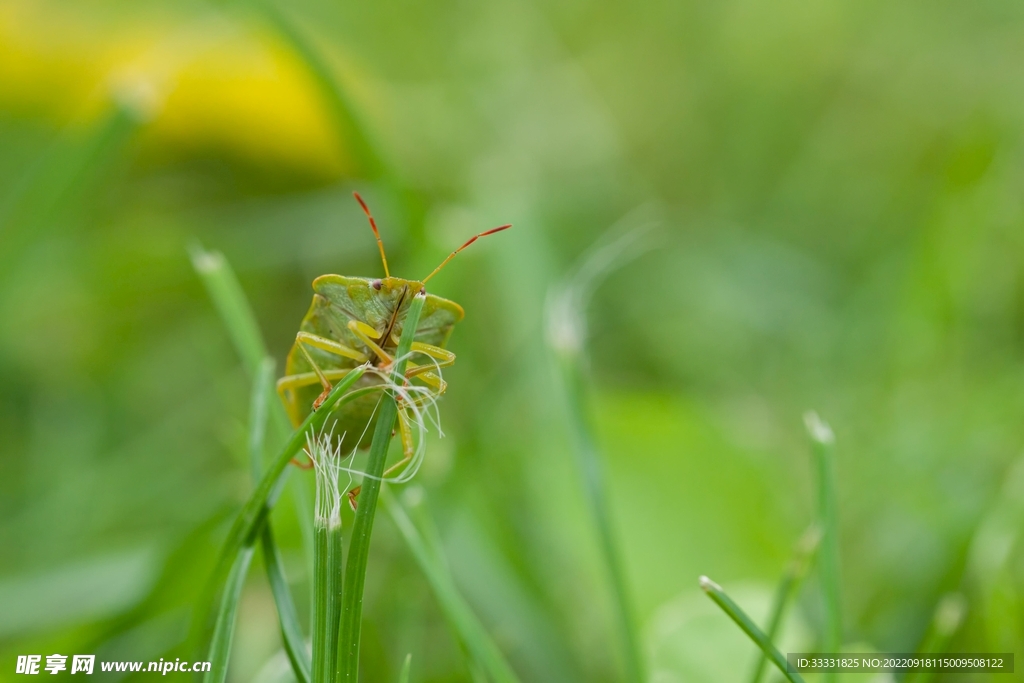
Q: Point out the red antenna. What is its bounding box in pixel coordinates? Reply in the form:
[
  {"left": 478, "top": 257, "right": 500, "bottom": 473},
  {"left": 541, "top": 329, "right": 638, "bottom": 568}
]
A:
[
  {"left": 422, "top": 224, "right": 512, "bottom": 284},
  {"left": 353, "top": 192, "right": 390, "bottom": 278}
]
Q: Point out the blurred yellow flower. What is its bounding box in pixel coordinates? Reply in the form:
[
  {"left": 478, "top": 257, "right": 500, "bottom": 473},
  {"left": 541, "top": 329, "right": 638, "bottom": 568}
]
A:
[{"left": 0, "top": 1, "right": 352, "bottom": 178}]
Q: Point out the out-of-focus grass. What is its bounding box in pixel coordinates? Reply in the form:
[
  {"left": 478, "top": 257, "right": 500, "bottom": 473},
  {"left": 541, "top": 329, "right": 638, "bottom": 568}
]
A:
[
  {"left": 383, "top": 487, "right": 520, "bottom": 683},
  {"left": 3, "top": 0, "right": 1024, "bottom": 680},
  {"left": 699, "top": 576, "right": 805, "bottom": 683},
  {"left": 749, "top": 526, "right": 819, "bottom": 683}
]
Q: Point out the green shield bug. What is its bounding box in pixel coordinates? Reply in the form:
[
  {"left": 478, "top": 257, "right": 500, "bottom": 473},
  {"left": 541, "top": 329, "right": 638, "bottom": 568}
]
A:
[{"left": 277, "top": 192, "right": 510, "bottom": 502}]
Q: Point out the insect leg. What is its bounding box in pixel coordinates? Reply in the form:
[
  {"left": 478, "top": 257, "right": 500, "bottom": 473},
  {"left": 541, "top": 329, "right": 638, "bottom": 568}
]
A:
[
  {"left": 296, "top": 331, "right": 367, "bottom": 363},
  {"left": 409, "top": 342, "right": 455, "bottom": 368},
  {"left": 293, "top": 332, "right": 367, "bottom": 411},
  {"left": 347, "top": 320, "right": 394, "bottom": 364},
  {"left": 346, "top": 485, "right": 361, "bottom": 510},
  {"left": 396, "top": 343, "right": 453, "bottom": 394},
  {"left": 404, "top": 364, "right": 447, "bottom": 395},
  {"left": 296, "top": 343, "right": 335, "bottom": 411},
  {"left": 276, "top": 376, "right": 303, "bottom": 428},
  {"left": 347, "top": 408, "right": 416, "bottom": 510},
  {"left": 276, "top": 368, "right": 358, "bottom": 467},
  {"left": 276, "top": 368, "right": 359, "bottom": 393},
  {"left": 291, "top": 453, "right": 315, "bottom": 469}
]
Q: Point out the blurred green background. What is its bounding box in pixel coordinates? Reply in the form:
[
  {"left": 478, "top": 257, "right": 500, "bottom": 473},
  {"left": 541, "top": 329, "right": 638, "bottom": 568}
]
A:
[{"left": 2, "top": 0, "right": 1024, "bottom": 680}]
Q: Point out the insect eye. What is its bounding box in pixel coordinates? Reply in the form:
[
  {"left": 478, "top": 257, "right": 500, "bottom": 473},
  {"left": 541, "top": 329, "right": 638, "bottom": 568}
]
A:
[{"left": 371, "top": 279, "right": 382, "bottom": 290}]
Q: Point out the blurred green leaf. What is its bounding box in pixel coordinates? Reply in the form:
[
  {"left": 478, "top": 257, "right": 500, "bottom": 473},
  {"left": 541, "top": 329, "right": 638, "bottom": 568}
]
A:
[
  {"left": 383, "top": 488, "right": 521, "bottom": 683},
  {"left": 0, "top": 548, "right": 160, "bottom": 639}
]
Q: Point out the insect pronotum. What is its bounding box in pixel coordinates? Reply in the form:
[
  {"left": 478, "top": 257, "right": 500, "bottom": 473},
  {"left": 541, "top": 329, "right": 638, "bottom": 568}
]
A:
[{"left": 276, "top": 193, "right": 510, "bottom": 506}]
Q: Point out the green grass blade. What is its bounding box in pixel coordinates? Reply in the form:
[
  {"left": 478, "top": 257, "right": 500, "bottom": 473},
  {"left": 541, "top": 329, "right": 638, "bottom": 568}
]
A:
[
  {"left": 966, "top": 457, "right": 1024, "bottom": 651},
  {"left": 188, "top": 243, "right": 299, "bottom": 448},
  {"left": 313, "top": 521, "right": 328, "bottom": 682},
  {"left": 749, "top": 525, "right": 821, "bottom": 683},
  {"left": 313, "top": 517, "right": 343, "bottom": 683},
  {"left": 546, "top": 229, "right": 654, "bottom": 683},
  {"left": 804, "top": 412, "right": 841, "bottom": 669},
  {"left": 248, "top": 358, "right": 276, "bottom": 480},
  {"left": 203, "top": 358, "right": 276, "bottom": 683},
  {"left": 556, "top": 353, "right": 643, "bottom": 683},
  {"left": 191, "top": 250, "right": 315, "bottom": 682},
  {"left": 383, "top": 488, "right": 521, "bottom": 683},
  {"left": 335, "top": 391, "right": 397, "bottom": 682},
  {"left": 337, "top": 292, "right": 425, "bottom": 682},
  {"left": 309, "top": 424, "right": 346, "bottom": 683},
  {"left": 212, "top": 365, "right": 367, "bottom": 583},
  {"left": 188, "top": 242, "right": 296, "bottom": 455},
  {"left": 252, "top": 359, "right": 313, "bottom": 683},
  {"left": 398, "top": 654, "right": 412, "bottom": 683},
  {"left": 189, "top": 241, "right": 316, "bottom": 553},
  {"left": 700, "top": 576, "right": 806, "bottom": 683},
  {"left": 204, "top": 544, "right": 257, "bottom": 683},
  {"left": 262, "top": 523, "right": 312, "bottom": 683},
  {"left": 198, "top": 366, "right": 367, "bottom": 664},
  {"left": 903, "top": 593, "right": 967, "bottom": 683},
  {"left": 189, "top": 245, "right": 268, "bottom": 382}
]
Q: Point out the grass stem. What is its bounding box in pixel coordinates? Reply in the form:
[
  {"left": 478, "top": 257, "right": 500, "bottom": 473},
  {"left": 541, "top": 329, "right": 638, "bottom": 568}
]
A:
[
  {"left": 558, "top": 354, "right": 643, "bottom": 683},
  {"left": 204, "top": 544, "right": 256, "bottom": 683},
  {"left": 309, "top": 422, "right": 346, "bottom": 683},
  {"left": 192, "top": 249, "right": 319, "bottom": 681},
  {"left": 700, "top": 576, "right": 806, "bottom": 683},
  {"left": 262, "top": 523, "right": 312, "bottom": 683},
  {"left": 199, "top": 365, "right": 367, "bottom": 664},
  {"left": 805, "top": 411, "right": 841, "bottom": 669},
  {"left": 749, "top": 525, "right": 821, "bottom": 683},
  {"left": 398, "top": 654, "right": 412, "bottom": 683},
  {"left": 382, "top": 488, "right": 521, "bottom": 683},
  {"left": 903, "top": 593, "right": 967, "bottom": 683},
  {"left": 250, "top": 359, "right": 313, "bottom": 683},
  {"left": 313, "top": 517, "right": 343, "bottom": 683},
  {"left": 337, "top": 293, "right": 425, "bottom": 681},
  {"left": 203, "top": 358, "right": 276, "bottom": 683}
]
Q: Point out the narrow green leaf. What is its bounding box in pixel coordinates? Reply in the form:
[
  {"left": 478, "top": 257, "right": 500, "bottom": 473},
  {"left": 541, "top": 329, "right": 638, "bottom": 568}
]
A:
[
  {"left": 805, "top": 411, "right": 841, "bottom": 671},
  {"left": 307, "top": 421, "right": 347, "bottom": 683},
  {"left": 198, "top": 365, "right": 367, "bottom": 669},
  {"left": 252, "top": 359, "right": 312, "bottom": 683},
  {"left": 903, "top": 594, "right": 967, "bottom": 683},
  {"left": 398, "top": 654, "right": 412, "bottom": 683},
  {"left": 966, "top": 457, "right": 1024, "bottom": 651},
  {"left": 188, "top": 243, "right": 294, "bottom": 446},
  {"left": 700, "top": 576, "right": 806, "bottom": 683},
  {"left": 749, "top": 525, "right": 821, "bottom": 683},
  {"left": 262, "top": 524, "right": 312, "bottom": 683},
  {"left": 204, "top": 544, "right": 256, "bottom": 683},
  {"left": 189, "top": 246, "right": 268, "bottom": 383},
  {"left": 546, "top": 229, "right": 654, "bottom": 683},
  {"left": 383, "top": 488, "right": 521, "bottom": 683},
  {"left": 248, "top": 359, "right": 276, "bottom": 480},
  {"left": 191, "top": 251, "right": 315, "bottom": 682},
  {"left": 337, "top": 293, "right": 425, "bottom": 682},
  {"left": 556, "top": 353, "right": 643, "bottom": 683},
  {"left": 203, "top": 358, "right": 275, "bottom": 683},
  {"left": 313, "top": 518, "right": 343, "bottom": 683}
]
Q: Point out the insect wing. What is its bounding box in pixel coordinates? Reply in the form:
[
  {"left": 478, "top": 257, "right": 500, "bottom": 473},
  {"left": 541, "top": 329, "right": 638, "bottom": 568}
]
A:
[{"left": 415, "top": 294, "right": 463, "bottom": 348}]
